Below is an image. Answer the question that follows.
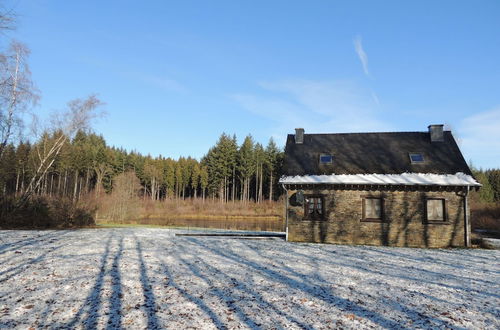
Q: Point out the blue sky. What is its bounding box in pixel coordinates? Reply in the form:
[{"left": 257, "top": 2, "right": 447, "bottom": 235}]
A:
[{"left": 5, "top": 0, "right": 500, "bottom": 168}]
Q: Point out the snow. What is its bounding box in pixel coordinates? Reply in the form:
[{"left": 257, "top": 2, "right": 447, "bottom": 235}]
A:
[
  {"left": 482, "top": 238, "right": 500, "bottom": 250},
  {"left": 1, "top": 228, "right": 498, "bottom": 329},
  {"left": 280, "top": 172, "right": 481, "bottom": 186}
]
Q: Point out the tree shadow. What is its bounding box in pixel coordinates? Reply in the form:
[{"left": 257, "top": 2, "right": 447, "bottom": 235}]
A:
[
  {"left": 66, "top": 232, "right": 112, "bottom": 328},
  {"left": 134, "top": 236, "right": 160, "bottom": 329},
  {"left": 160, "top": 254, "right": 231, "bottom": 329},
  {"left": 215, "top": 238, "right": 496, "bottom": 327},
  {"left": 299, "top": 246, "right": 500, "bottom": 301},
  {"left": 448, "top": 193, "right": 464, "bottom": 247},
  {"left": 0, "top": 231, "right": 71, "bottom": 283},
  {"left": 0, "top": 230, "right": 65, "bottom": 255},
  {"left": 184, "top": 237, "right": 426, "bottom": 329},
  {"left": 175, "top": 241, "right": 311, "bottom": 328},
  {"left": 107, "top": 235, "right": 124, "bottom": 329}
]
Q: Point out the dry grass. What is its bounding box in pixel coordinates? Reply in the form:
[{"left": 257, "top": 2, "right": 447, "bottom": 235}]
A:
[
  {"left": 470, "top": 200, "right": 500, "bottom": 238},
  {"left": 0, "top": 195, "right": 96, "bottom": 229},
  {"left": 95, "top": 196, "right": 284, "bottom": 231},
  {"left": 97, "top": 196, "right": 283, "bottom": 221}
]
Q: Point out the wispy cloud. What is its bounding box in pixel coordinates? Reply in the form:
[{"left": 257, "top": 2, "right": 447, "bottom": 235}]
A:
[
  {"left": 353, "top": 35, "right": 370, "bottom": 77},
  {"left": 458, "top": 107, "right": 500, "bottom": 168},
  {"left": 78, "top": 56, "right": 187, "bottom": 93},
  {"left": 231, "top": 79, "right": 389, "bottom": 145},
  {"left": 371, "top": 90, "right": 380, "bottom": 106},
  {"left": 135, "top": 73, "right": 187, "bottom": 93}
]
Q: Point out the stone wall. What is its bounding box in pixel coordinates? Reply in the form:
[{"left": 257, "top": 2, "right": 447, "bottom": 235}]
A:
[{"left": 286, "top": 188, "right": 468, "bottom": 248}]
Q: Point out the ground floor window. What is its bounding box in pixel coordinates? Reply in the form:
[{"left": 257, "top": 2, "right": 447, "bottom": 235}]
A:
[
  {"left": 362, "top": 197, "right": 383, "bottom": 222},
  {"left": 304, "top": 195, "right": 324, "bottom": 220},
  {"left": 426, "top": 198, "right": 447, "bottom": 222}
]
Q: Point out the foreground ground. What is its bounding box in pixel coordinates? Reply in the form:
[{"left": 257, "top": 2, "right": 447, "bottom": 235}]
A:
[{"left": 0, "top": 228, "right": 498, "bottom": 329}]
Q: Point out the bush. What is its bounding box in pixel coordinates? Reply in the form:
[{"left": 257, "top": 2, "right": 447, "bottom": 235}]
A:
[
  {"left": 0, "top": 195, "right": 96, "bottom": 229},
  {"left": 470, "top": 201, "right": 500, "bottom": 237}
]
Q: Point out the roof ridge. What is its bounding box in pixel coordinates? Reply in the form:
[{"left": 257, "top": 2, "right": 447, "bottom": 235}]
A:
[{"left": 287, "top": 131, "right": 450, "bottom": 136}]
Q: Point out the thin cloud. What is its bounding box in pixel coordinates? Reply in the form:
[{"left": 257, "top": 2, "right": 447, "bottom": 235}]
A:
[
  {"left": 353, "top": 35, "right": 370, "bottom": 77},
  {"left": 371, "top": 90, "right": 380, "bottom": 106},
  {"left": 78, "top": 56, "right": 187, "bottom": 93},
  {"left": 458, "top": 107, "right": 500, "bottom": 168},
  {"left": 136, "top": 73, "right": 187, "bottom": 93},
  {"left": 231, "top": 79, "right": 389, "bottom": 145}
]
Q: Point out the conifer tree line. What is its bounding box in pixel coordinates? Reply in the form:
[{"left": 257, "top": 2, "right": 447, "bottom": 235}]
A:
[
  {"left": 0, "top": 131, "right": 284, "bottom": 202},
  {"left": 471, "top": 168, "right": 500, "bottom": 203},
  {"left": 0, "top": 7, "right": 285, "bottom": 206}
]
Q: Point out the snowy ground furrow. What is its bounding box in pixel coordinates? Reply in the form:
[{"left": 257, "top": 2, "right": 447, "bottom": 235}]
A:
[{"left": 0, "top": 228, "right": 498, "bottom": 329}]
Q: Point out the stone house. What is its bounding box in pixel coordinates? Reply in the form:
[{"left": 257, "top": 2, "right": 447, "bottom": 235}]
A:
[{"left": 279, "top": 125, "right": 481, "bottom": 248}]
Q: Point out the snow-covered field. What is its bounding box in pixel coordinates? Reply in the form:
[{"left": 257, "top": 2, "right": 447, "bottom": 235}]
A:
[{"left": 0, "top": 228, "right": 498, "bottom": 329}]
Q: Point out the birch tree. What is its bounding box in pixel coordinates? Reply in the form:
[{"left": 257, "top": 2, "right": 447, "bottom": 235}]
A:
[
  {"left": 0, "top": 5, "right": 15, "bottom": 32},
  {"left": 0, "top": 41, "right": 39, "bottom": 158},
  {"left": 20, "top": 95, "right": 103, "bottom": 203}
]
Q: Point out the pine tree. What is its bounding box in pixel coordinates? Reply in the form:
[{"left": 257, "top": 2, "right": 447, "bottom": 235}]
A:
[
  {"left": 191, "top": 162, "right": 201, "bottom": 198},
  {"left": 164, "top": 158, "right": 176, "bottom": 199},
  {"left": 265, "top": 137, "right": 280, "bottom": 201},
  {"left": 472, "top": 168, "right": 494, "bottom": 203},
  {"left": 487, "top": 169, "right": 500, "bottom": 202},
  {"left": 238, "top": 135, "right": 255, "bottom": 202},
  {"left": 199, "top": 165, "right": 208, "bottom": 201}
]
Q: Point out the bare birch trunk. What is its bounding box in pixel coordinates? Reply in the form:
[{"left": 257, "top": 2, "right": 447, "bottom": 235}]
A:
[
  {"left": 15, "top": 170, "right": 20, "bottom": 195},
  {"left": 49, "top": 174, "right": 54, "bottom": 196},
  {"left": 232, "top": 166, "right": 235, "bottom": 202},
  {"left": 269, "top": 170, "right": 273, "bottom": 201},
  {"left": 73, "top": 169, "right": 78, "bottom": 201},
  {"left": 259, "top": 163, "right": 263, "bottom": 203}
]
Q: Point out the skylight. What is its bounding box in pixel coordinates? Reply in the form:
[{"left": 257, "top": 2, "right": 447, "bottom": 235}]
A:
[
  {"left": 409, "top": 153, "right": 425, "bottom": 163},
  {"left": 319, "top": 154, "right": 333, "bottom": 164}
]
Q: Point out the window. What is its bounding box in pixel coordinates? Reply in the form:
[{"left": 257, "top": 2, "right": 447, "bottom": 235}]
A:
[
  {"left": 304, "top": 195, "right": 324, "bottom": 220},
  {"left": 362, "top": 197, "right": 383, "bottom": 222},
  {"left": 426, "top": 198, "right": 447, "bottom": 222},
  {"left": 409, "top": 153, "right": 425, "bottom": 163},
  {"left": 319, "top": 154, "right": 333, "bottom": 164}
]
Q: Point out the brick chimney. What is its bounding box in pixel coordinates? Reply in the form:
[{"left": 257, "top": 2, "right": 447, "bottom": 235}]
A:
[
  {"left": 428, "top": 124, "right": 444, "bottom": 142},
  {"left": 295, "top": 128, "right": 304, "bottom": 144}
]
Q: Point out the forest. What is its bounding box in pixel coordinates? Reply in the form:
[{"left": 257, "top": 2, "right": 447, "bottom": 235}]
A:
[
  {"left": 0, "top": 131, "right": 283, "bottom": 202},
  {"left": 0, "top": 8, "right": 286, "bottom": 228},
  {"left": 469, "top": 168, "right": 500, "bottom": 235},
  {"left": 0, "top": 6, "right": 498, "bottom": 231},
  {"left": 0, "top": 128, "right": 285, "bottom": 228}
]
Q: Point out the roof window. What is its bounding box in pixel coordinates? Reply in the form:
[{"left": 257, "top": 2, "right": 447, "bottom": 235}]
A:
[
  {"left": 319, "top": 154, "right": 333, "bottom": 164},
  {"left": 409, "top": 153, "right": 425, "bottom": 164}
]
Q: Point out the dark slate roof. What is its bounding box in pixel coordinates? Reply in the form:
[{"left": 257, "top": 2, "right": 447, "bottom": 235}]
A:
[{"left": 283, "top": 131, "right": 473, "bottom": 176}]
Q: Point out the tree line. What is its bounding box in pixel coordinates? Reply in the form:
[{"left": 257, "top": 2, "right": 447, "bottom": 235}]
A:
[
  {"left": 0, "top": 130, "right": 284, "bottom": 203},
  {"left": 0, "top": 6, "right": 285, "bottom": 207},
  {"left": 471, "top": 168, "right": 500, "bottom": 204}
]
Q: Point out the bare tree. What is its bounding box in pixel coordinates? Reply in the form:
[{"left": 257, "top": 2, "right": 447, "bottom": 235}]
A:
[
  {"left": 20, "top": 95, "right": 104, "bottom": 203},
  {"left": 110, "top": 171, "right": 141, "bottom": 220},
  {"left": 0, "top": 4, "right": 15, "bottom": 33},
  {"left": 0, "top": 41, "right": 39, "bottom": 157},
  {"left": 94, "top": 162, "right": 112, "bottom": 197}
]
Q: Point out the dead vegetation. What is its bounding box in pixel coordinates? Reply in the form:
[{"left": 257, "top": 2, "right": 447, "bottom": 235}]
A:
[
  {"left": 470, "top": 200, "right": 500, "bottom": 238},
  {"left": 0, "top": 195, "right": 96, "bottom": 229}
]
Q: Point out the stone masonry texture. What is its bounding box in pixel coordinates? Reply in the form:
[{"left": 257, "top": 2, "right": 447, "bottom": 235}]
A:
[{"left": 287, "top": 188, "right": 468, "bottom": 248}]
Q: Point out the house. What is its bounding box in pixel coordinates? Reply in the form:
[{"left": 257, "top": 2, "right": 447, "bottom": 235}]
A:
[{"left": 279, "top": 125, "right": 481, "bottom": 248}]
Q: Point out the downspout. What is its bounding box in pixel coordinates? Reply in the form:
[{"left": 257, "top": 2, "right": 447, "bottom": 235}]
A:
[
  {"left": 281, "top": 183, "right": 289, "bottom": 241},
  {"left": 464, "top": 185, "right": 470, "bottom": 247}
]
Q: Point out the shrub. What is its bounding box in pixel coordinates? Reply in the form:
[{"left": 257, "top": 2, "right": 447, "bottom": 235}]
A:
[
  {"left": 470, "top": 200, "right": 500, "bottom": 237},
  {"left": 0, "top": 195, "right": 96, "bottom": 229}
]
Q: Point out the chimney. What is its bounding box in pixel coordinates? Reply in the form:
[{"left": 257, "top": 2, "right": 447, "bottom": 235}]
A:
[
  {"left": 428, "top": 124, "right": 444, "bottom": 142},
  {"left": 295, "top": 128, "right": 304, "bottom": 144}
]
